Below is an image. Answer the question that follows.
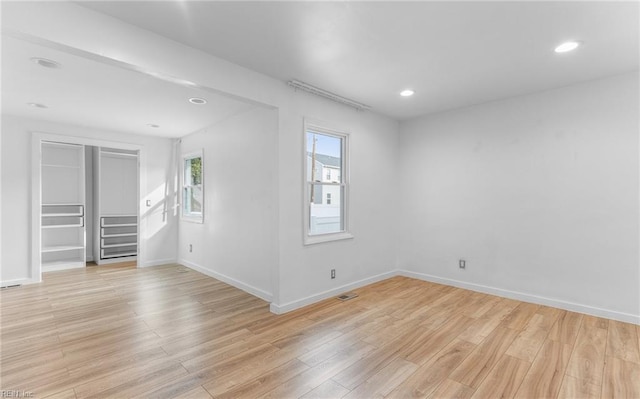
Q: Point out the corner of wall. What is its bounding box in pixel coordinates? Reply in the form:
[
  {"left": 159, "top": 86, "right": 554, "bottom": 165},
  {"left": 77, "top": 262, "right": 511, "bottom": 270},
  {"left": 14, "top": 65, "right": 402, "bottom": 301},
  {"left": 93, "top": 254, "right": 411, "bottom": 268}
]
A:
[
  {"left": 269, "top": 269, "right": 397, "bottom": 314},
  {"left": 398, "top": 269, "right": 640, "bottom": 325},
  {"left": 178, "top": 259, "right": 274, "bottom": 303}
]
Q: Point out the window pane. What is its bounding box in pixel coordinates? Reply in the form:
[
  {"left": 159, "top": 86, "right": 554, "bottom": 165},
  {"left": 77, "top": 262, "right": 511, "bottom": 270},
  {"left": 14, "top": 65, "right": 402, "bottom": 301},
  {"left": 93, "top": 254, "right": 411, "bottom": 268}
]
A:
[
  {"left": 306, "top": 132, "right": 342, "bottom": 183},
  {"left": 309, "top": 183, "right": 343, "bottom": 235},
  {"left": 187, "top": 157, "right": 202, "bottom": 185},
  {"left": 190, "top": 186, "right": 203, "bottom": 213},
  {"left": 183, "top": 185, "right": 203, "bottom": 214}
]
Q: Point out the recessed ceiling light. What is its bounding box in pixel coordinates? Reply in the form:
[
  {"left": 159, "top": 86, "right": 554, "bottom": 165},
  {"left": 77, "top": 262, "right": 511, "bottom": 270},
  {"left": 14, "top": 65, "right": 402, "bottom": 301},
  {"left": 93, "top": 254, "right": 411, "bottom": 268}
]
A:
[
  {"left": 30, "top": 57, "right": 61, "bottom": 69},
  {"left": 27, "top": 102, "right": 48, "bottom": 109},
  {"left": 554, "top": 41, "right": 581, "bottom": 53},
  {"left": 400, "top": 89, "right": 415, "bottom": 97},
  {"left": 189, "top": 97, "right": 207, "bottom": 105},
  {"left": 147, "top": 124, "right": 160, "bottom": 128}
]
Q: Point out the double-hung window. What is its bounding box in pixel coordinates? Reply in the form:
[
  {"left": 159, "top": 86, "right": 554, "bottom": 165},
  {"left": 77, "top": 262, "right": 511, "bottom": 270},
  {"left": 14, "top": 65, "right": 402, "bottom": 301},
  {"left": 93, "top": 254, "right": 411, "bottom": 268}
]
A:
[
  {"left": 182, "top": 150, "right": 203, "bottom": 223},
  {"left": 304, "top": 120, "right": 352, "bottom": 244}
]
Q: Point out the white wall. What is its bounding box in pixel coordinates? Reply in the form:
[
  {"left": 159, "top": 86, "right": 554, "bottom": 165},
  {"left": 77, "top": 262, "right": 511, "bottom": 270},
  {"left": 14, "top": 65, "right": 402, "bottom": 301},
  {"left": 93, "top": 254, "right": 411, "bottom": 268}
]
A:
[
  {"left": 274, "top": 92, "right": 400, "bottom": 311},
  {"left": 100, "top": 152, "right": 138, "bottom": 215},
  {"left": 398, "top": 73, "right": 640, "bottom": 323},
  {"left": 177, "top": 97, "right": 401, "bottom": 310},
  {"left": 0, "top": 115, "right": 178, "bottom": 283},
  {"left": 178, "top": 106, "right": 279, "bottom": 301}
]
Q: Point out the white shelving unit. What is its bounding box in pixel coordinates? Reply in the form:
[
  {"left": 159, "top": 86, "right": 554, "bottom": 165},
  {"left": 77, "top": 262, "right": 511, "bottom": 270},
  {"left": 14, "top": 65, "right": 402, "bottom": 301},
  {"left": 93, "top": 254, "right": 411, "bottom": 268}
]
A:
[
  {"left": 94, "top": 147, "right": 139, "bottom": 265},
  {"left": 35, "top": 140, "right": 140, "bottom": 278},
  {"left": 40, "top": 142, "right": 86, "bottom": 272},
  {"left": 99, "top": 215, "right": 138, "bottom": 261}
]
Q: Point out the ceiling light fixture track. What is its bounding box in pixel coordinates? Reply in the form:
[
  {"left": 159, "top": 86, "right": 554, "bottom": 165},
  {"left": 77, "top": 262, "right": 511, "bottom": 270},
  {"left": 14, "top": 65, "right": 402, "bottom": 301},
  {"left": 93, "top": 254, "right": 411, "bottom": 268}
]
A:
[{"left": 287, "top": 80, "right": 371, "bottom": 111}]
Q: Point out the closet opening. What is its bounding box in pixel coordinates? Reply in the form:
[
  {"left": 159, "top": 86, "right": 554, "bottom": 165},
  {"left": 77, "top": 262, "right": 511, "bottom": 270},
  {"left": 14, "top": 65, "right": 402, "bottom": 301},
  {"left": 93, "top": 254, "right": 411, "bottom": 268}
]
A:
[
  {"left": 32, "top": 134, "right": 142, "bottom": 282},
  {"left": 87, "top": 146, "right": 139, "bottom": 266}
]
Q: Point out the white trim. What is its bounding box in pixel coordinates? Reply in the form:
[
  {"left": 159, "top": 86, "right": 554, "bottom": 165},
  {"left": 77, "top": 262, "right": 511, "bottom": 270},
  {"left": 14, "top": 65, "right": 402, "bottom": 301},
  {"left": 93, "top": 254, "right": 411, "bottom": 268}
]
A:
[
  {"left": 269, "top": 270, "right": 395, "bottom": 314},
  {"left": 304, "top": 231, "right": 354, "bottom": 245},
  {"left": 140, "top": 258, "right": 177, "bottom": 268},
  {"left": 42, "top": 262, "right": 85, "bottom": 272},
  {"left": 398, "top": 269, "right": 640, "bottom": 325},
  {"left": 179, "top": 259, "right": 273, "bottom": 302},
  {"left": 31, "top": 135, "right": 42, "bottom": 282},
  {"left": 1, "top": 278, "right": 32, "bottom": 287}
]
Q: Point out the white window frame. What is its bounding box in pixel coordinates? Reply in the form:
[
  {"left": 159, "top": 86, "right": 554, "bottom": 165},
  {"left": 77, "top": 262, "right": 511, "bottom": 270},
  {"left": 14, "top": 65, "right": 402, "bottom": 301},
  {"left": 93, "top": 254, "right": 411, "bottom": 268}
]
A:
[
  {"left": 182, "top": 150, "right": 204, "bottom": 223},
  {"left": 303, "top": 119, "right": 353, "bottom": 245}
]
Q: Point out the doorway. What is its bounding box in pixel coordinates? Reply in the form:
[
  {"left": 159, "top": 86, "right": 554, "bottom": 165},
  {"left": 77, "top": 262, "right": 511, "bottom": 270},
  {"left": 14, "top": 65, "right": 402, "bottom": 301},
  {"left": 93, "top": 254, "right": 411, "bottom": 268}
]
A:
[{"left": 31, "top": 132, "right": 143, "bottom": 282}]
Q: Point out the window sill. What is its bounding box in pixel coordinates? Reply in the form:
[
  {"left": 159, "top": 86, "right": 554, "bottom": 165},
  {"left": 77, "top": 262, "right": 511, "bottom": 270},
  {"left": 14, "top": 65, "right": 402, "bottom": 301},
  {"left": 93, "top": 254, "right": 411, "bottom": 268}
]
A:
[
  {"left": 304, "top": 231, "right": 354, "bottom": 246},
  {"left": 181, "top": 216, "right": 203, "bottom": 224}
]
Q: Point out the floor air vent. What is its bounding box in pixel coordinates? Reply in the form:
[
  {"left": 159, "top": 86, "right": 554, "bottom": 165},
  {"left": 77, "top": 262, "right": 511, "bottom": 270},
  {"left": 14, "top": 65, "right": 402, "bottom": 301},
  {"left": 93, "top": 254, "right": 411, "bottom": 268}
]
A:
[{"left": 337, "top": 292, "right": 358, "bottom": 301}]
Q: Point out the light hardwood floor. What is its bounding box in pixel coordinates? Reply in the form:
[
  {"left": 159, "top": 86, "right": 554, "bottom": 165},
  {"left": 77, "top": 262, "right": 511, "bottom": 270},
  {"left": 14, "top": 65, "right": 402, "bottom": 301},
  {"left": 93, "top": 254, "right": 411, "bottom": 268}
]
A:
[{"left": 1, "top": 263, "right": 639, "bottom": 398}]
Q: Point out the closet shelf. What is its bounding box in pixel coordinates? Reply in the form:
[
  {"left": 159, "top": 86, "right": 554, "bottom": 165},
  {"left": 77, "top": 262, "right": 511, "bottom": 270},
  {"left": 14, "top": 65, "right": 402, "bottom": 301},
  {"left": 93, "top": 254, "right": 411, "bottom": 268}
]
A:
[
  {"left": 102, "top": 223, "right": 137, "bottom": 228},
  {"left": 42, "top": 260, "right": 85, "bottom": 269},
  {"left": 100, "top": 151, "right": 138, "bottom": 159},
  {"left": 101, "top": 232, "right": 137, "bottom": 238},
  {"left": 41, "top": 164, "right": 82, "bottom": 169},
  {"left": 101, "top": 243, "right": 137, "bottom": 249},
  {"left": 42, "top": 245, "right": 84, "bottom": 253},
  {"left": 42, "top": 224, "right": 83, "bottom": 229},
  {"left": 40, "top": 142, "right": 86, "bottom": 272}
]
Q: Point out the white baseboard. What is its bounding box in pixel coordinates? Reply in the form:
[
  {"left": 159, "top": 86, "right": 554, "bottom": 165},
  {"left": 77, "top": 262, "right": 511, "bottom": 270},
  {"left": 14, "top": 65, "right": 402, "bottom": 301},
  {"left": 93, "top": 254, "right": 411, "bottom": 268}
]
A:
[
  {"left": 141, "top": 258, "right": 177, "bottom": 268},
  {"left": 42, "top": 262, "right": 86, "bottom": 272},
  {"left": 398, "top": 269, "right": 640, "bottom": 325},
  {"left": 179, "top": 259, "right": 273, "bottom": 302},
  {"left": 0, "top": 278, "right": 32, "bottom": 287},
  {"left": 269, "top": 270, "right": 396, "bottom": 315}
]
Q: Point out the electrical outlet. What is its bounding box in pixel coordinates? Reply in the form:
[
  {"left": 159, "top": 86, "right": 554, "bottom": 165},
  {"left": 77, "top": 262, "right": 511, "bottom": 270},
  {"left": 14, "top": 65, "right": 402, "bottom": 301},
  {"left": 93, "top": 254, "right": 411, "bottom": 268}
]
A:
[
  {"left": 459, "top": 259, "right": 466, "bottom": 269},
  {"left": 189, "top": 244, "right": 193, "bottom": 253},
  {"left": 331, "top": 269, "right": 336, "bottom": 279}
]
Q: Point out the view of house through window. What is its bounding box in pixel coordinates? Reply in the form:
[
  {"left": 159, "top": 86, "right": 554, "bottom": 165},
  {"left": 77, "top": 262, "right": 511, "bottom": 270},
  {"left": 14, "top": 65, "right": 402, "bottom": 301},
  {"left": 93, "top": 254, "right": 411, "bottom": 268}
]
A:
[
  {"left": 306, "top": 129, "right": 345, "bottom": 235},
  {"left": 183, "top": 152, "right": 203, "bottom": 222}
]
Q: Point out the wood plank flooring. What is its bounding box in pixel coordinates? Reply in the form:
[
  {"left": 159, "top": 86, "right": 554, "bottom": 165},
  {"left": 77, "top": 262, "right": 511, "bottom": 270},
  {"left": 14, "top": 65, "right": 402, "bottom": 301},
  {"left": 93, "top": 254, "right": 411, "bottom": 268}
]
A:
[{"left": 1, "top": 263, "right": 638, "bottom": 398}]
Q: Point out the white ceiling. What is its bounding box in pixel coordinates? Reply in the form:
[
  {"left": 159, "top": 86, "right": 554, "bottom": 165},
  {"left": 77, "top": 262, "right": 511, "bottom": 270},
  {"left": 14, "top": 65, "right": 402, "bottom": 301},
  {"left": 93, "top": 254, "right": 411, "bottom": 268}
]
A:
[
  {"left": 80, "top": 1, "right": 639, "bottom": 120},
  {"left": 1, "top": 31, "right": 256, "bottom": 138},
  {"left": 2, "top": 1, "right": 638, "bottom": 138}
]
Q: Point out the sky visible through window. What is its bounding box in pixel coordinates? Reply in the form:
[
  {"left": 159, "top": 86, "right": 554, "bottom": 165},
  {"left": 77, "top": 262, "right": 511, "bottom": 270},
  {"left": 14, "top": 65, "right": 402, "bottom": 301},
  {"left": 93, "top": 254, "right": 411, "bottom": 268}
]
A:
[{"left": 307, "top": 132, "right": 341, "bottom": 158}]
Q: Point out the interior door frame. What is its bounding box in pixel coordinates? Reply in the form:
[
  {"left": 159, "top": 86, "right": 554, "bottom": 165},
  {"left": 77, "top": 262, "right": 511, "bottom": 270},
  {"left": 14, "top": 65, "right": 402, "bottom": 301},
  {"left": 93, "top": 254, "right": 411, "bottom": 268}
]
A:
[{"left": 31, "top": 131, "right": 144, "bottom": 283}]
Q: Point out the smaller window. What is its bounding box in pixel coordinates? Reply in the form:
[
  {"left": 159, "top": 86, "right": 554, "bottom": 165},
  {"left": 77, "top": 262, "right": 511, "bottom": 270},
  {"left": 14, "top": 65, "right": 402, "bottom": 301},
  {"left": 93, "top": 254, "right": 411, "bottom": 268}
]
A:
[
  {"left": 326, "top": 169, "right": 331, "bottom": 181},
  {"left": 182, "top": 151, "right": 203, "bottom": 223},
  {"left": 326, "top": 193, "right": 332, "bottom": 205}
]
